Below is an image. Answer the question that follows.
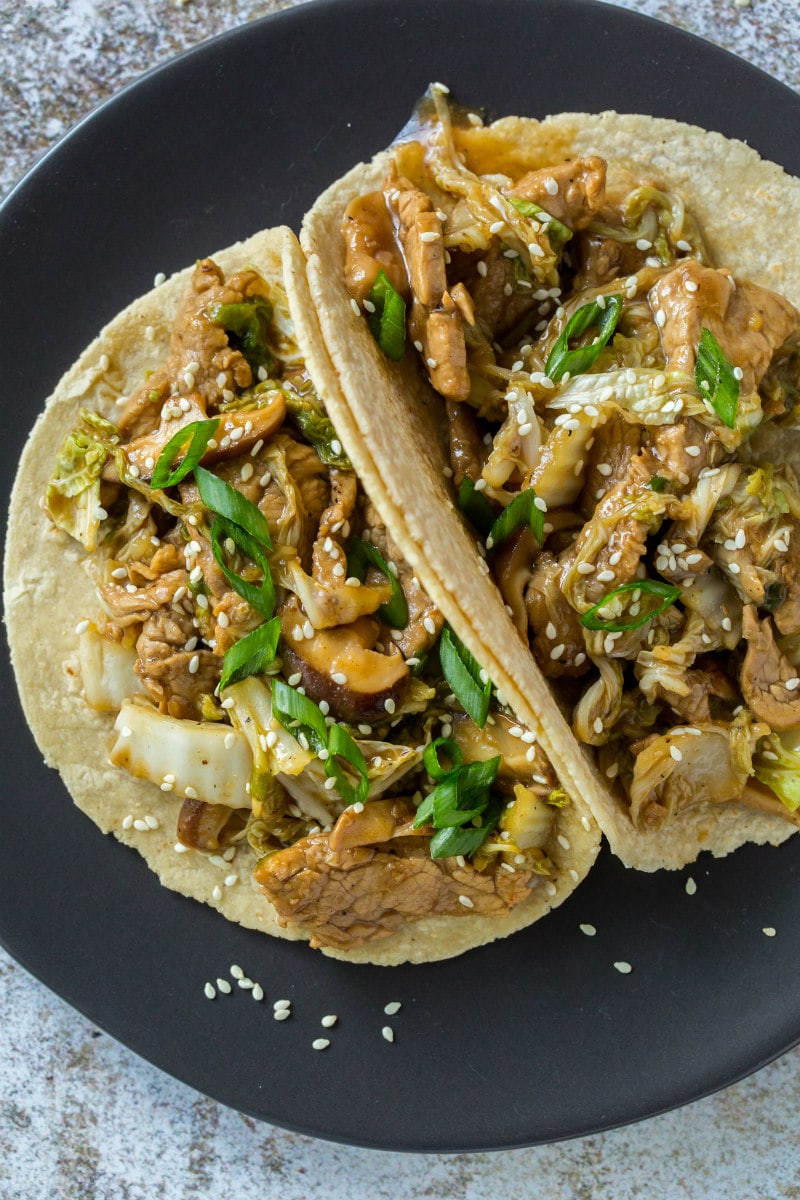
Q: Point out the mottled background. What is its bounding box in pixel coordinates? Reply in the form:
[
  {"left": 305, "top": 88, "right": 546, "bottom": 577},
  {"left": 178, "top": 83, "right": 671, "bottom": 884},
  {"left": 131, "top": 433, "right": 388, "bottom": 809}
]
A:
[{"left": 2, "top": 1, "right": 800, "bottom": 1197}]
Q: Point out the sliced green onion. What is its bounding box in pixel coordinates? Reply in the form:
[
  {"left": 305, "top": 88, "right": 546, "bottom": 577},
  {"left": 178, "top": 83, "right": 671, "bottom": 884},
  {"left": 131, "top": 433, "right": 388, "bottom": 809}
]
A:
[
  {"left": 196, "top": 465, "right": 273, "bottom": 550},
  {"left": 508, "top": 195, "right": 572, "bottom": 244},
  {"left": 219, "top": 616, "right": 280, "bottom": 691},
  {"left": 423, "top": 737, "right": 463, "bottom": 780},
  {"left": 210, "top": 515, "right": 275, "bottom": 620},
  {"left": 430, "top": 801, "right": 503, "bottom": 859},
  {"left": 454, "top": 756, "right": 501, "bottom": 805},
  {"left": 272, "top": 681, "right": 369, "bottom": 805},
  {"left": 150, "top": 419, "right": 220, "bottom": 489},
  {"left": 325, "top": 724, "right": 369, "bottom": 806},
  {"left": 648, "top": 475, "right": 668, "bottom": 493},
  {"left": 439, "top": 626, "right": 492, "bottom": 728},
  {"left": 367, "top": 269, "right": 406, "bottom": 361},
  {"left": 545, "top": 294, "right": 623, "bottom": 383},
  {"left": 488, "top": 488, "right": 544, "bottom": 549},
  {"left": 695, "top": 327, "right": 739, "bottom": 430},
  {"left": 347, "top": 537, "right": 408, "bottom": 628},
  {"left": 457, "top": 477, "right": 495, "bottom": 538},
  {"left": 579, "top": 579, "right": 681, "bottom": 632},
  {"left": 272, "top": 679, "right": 328, "bottom": 754}
]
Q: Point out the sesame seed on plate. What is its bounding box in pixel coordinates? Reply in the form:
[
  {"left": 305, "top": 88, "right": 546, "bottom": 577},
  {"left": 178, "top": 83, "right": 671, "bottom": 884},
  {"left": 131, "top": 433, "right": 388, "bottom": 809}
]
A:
[
  {"left": 579, "top": 923, "right": 596, "bottom": 937},
  {"left": 321, "top": 1014, "right": 338, "bottom": 1028},
  {"left": 204, "top": 982, "right": 216, "bottom": 1000},
  {"left": 382, "top": 1026, "right": 395, "bottom": 1043},
  {"left": 762, "top": 927, "right": 777, "bottom": 937},
  {"left": 216, "top": 978, "right": 232, "bottom": 994},
  {"left": 685, "top": 877, "right": 697, "bottom": 896},
  {"left": 613, "top": 961, "right": 633, "bottom": 974},
  {"left": 312, "top": 1039, "right": 331, "bottom": 1051},
  {"left": 384, "top": 1002, "right": 402, "bottom": 1016}
]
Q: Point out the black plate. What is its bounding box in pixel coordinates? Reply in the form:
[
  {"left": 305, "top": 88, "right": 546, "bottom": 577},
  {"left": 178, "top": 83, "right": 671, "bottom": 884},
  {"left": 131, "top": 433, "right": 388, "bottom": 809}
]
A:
[{"left": 2, "top": 0, "right": 800, "bottom": 1153}]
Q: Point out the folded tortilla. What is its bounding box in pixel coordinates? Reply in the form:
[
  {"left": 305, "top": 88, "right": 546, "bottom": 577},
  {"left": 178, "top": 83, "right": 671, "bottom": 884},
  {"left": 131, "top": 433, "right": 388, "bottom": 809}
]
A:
[
  {"left": 4, "top": 225, "right": 599, "bottom": 963},
  {"left": 300, "top": 110, "right": 800, "bottom": 870}
]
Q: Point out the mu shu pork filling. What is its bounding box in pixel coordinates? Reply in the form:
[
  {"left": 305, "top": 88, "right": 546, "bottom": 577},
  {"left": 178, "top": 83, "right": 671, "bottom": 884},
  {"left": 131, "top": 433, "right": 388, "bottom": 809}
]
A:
[
  {"left": 46, "top": 252, "right": 574, "bottom": 950},
  {"left": 343, "top": 89, "right": 800, "bottom": 835}
]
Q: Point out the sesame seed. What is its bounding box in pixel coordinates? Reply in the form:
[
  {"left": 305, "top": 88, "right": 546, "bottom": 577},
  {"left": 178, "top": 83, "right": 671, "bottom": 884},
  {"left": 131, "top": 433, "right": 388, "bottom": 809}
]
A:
[
  {"left": 684, "top": 280, "right": 699, "bottom": 293},
  {"left": 458, "top": 895, "right": 474, "bottom": 908},
  {"left": 579, "top": 923, "right": 596, "bottom": 937},
  {"left": 613, "top": 961, "right": 633, "bottom": 974},
  {"left": 606, "top": 762, "right": 619, "bottom": 779},
  {"left": 350, "top": 298, "right": 361, "bottom": 317},
  {"left": 655, "top": 310, "right": 666, "bottom": 328},
  {"left": 786, "top": 678, "right": 800, "bottom": 691},
  {"left": 550, "top": 643, "right": 565, "bottom": 661},
  {"left": 312, "top": 1039, "right": 331, "bottom": 1051},
  {"left": 557, "top": 834, "right": 570, "bottom": 850},
  {"left": 122, "top": 814, "right": 133, "bottom": 830},
  {"left": 204, "top": 982, "right": 216, "bottom": 1000},
  {"left": 238, "top": 977, "right": 255, "bottom": 990},
  {"left": 287, "top": 672, "right": 302, "bottom": 687},
  {"left": 533, "top": 496, "right": 548, "bottom": 513},
  {"left": 274, "top": 1009, "right": 291, "bottom": 1021},
  {"left": 677, "top": 239, "right": 692, "bottom": 252},
  {"left": 216, "top": 977, "right": 232, "bottom": 995},
  {"left": 153, "top": 272, "right": 167, "bottom": 287},
  {"left": 577, "top": 562, "right": 595, "bottom": 575},
  {"left": 721, "top": 616, "right": 733, "bottom": 632},
  {"left": 144, "top": 815, "right": 159, "bottom": 830},
  {"left": 670, "top": 745, "right": 683, "bottom": 762},
  {"left": 252, "top": 984, "right": 264, "bottom": 1002},
  {"left": 593, "top": 717, "right": 604, "bottom": 735},
  {"left": 544, "top": 177, "right": 558, "bottom": 196},
  {"left": 423, "top": 616, "right": 437, "bottom": 636},
  {"left": 384, "top": 1002, "right": 402, "bottom": 1016},
  {"left": 489, "top": 220, "right": 504, "bottom": 234},
  {"left": 75, "top": 619, "right": 90, "bottom": 635},
  {"left": 133, "top": 819, "right": 149, "bottom": 831},
  {"left": 382, "top": 1026, "right": 395, "bottom": 1043},
  {"left": 174, "top": 842, "right": 188, "bottom": 854},
  {"left": 331, "top": 671, "right": 348, "bottom": 686},
  {"left": 762, "top": 927, "right": 777, "bottom": 938},
  {"left": 188, "top": 654, "right": 200, "bottom": 675},
  {"left": 274, "top": 998, "right": 291, "bottom": 1010},
  {"left": 230, "top": 964, "right": 244, "bottom": 979},
  {"left": 321, "top": 1014, "right": 338, "bottom": 1028},
  {"left": 212, "top": 885, "right": 222, "bottom": 902},
  {"left": 546, "top": 622, "right": 557, "bottom": 640},
  {"left": 685, "top": 877, "right": 697, "bottom": 896},
  {"left": 733, "top": 366, "right": 744, "bottom": 381},
  {"left": 596, "top": 570, "right": 615, "bottom": 583},
  {"left": 362, "top": 299, "right": 376, "bottom": 314},
  {"left": 728, "top": 562, "right": 741, "bottom": 575}
]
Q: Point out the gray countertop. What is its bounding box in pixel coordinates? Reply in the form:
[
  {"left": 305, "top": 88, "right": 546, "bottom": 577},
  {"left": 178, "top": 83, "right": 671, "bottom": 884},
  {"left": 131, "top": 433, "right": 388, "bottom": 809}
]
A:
[{"left": 3, "top": 2, "right": 800, "bottom": 1196}]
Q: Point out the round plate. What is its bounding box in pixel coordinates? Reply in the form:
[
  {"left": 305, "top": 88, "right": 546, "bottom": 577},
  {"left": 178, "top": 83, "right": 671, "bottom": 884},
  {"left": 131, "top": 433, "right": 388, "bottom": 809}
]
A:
[{"left": 2, "top": 0, "right": 800, "bottom": 1153}]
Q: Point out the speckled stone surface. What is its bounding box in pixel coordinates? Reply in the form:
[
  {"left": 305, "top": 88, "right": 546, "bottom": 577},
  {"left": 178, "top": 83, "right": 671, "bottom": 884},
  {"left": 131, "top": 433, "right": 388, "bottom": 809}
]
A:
[{"left": 3, "top": 1, "right": 800, "bottom": 1196}]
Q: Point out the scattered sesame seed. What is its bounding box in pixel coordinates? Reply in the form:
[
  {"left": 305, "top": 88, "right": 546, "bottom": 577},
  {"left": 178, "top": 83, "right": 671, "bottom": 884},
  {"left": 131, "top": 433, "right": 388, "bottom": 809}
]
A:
[
  {"left": 544, "top": 177, "right": 559, "bottom": 196},
  {"left": 321, "top": 1014, "right": 338, "bottom": 1028},
  {"left": 613, "top": 961, "right": 633, "bottom": 974},
  {"left": 762, "top": 927, "right": 776, "bottom": 937},
  {"left": 174, "top": 842, "right": 188, "bottom": 854},
  {"left": 670, "top": 745, "right": 683, "bottom": 762},
  {"left": 75, "top": 619, "right": 90, "bottom": 635},
  {"left": 655, "top": 310, "right": 666, "bottom": 328},
  {"left": 212, "top": 885, "right": 222, "bottom": 901},
  {"left": 685, "top": 877, "right": 697, "bottom": 896},
  {"left": 133, "top": 819, "right": 149, "bottom": 832},
  {"left": 312, "top": 1039, "right": 331, "bottom": 1051},
  {"left": 274, "top": 1009, "right": 291, "bottom": 1021},
  {"left": 382, "top": 1026, "right": 395, "bottom": 1043},
  {"left": 384, "top": 1001, "right": 402, "bottom": 1016},
  {"left": 204, "top": 982, "right": 216, "bottom": 1000},
  {"left": 350, "top": 298, "right": 361, "bottom": 317},
  {"left": 579, "top": 923, "right": 596, "bottom": 937}
]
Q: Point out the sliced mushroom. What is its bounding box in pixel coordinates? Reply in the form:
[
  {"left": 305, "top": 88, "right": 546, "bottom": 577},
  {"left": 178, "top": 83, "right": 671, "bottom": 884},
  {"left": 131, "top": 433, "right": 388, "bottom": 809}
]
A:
[
  {"left": 177, "top": 798, "right": 246, "bottom": 851},
  {"left": 280, "top": 598, "right": 410, "bottom": 724},
  {"left": 328, "top": 799, "right": 420, "bottom": 853},
  {"left": 116, "top": 389, "right": 286, "bottom": 482}
]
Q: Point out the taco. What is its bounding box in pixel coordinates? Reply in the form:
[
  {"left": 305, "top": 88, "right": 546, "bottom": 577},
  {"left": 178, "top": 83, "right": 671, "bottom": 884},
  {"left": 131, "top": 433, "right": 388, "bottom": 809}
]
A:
[
  {"left": 300, "top": 89, "right": 800, "bottom": 870},
  {"left": 4, "top": 225, "right": 599, "bottom": 964}
]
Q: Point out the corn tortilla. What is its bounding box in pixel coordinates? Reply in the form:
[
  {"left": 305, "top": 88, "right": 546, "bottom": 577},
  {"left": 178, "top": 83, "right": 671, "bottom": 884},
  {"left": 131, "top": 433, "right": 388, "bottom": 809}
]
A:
[
  {"left": 300, "top": 111, "right": 800, "bottom": 870},
  {"left": 4, "top": 226, "right": 599, "bottom": 964}
]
